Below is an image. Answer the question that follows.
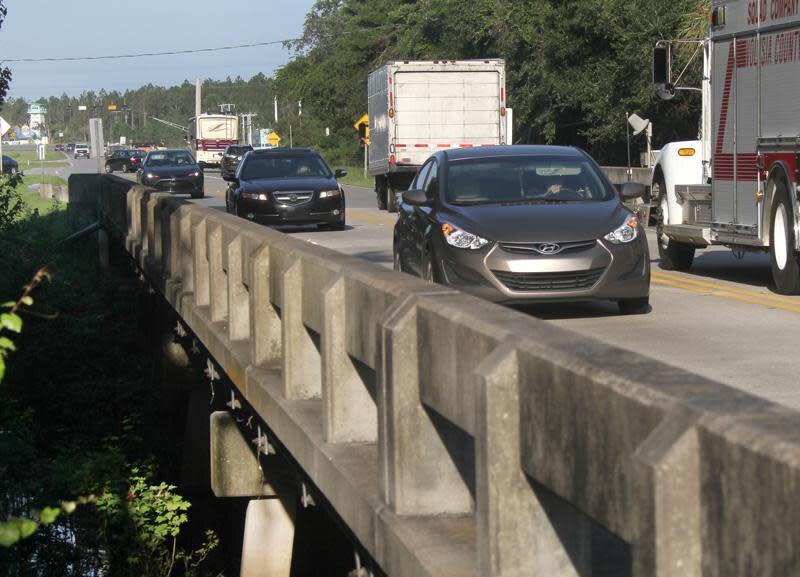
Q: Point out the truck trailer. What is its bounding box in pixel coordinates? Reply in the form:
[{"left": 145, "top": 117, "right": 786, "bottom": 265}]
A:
[
  {"left": 652, "top": 0, "right": 800, "bottom": 293},
  {"left": 367, "top": 59, "right": 508, "bottom": 211}
]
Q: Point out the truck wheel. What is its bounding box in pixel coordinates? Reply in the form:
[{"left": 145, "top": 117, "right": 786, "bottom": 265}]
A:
[
  {"left": 376, "top": 177, "right": 387, "bottom": 210},
  {"left": 656, "top": 196, "right": 695, "bottom": 271},
  {"left": 387, "top": 181, "right": 399, "bottom": 213},
  {"left": 769, "top": 182, "right": 800, "bottom": 294}
]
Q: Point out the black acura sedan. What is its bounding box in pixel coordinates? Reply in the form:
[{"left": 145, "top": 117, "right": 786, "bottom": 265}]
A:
[
  {"left": 224, "top": 148, "right": 347, "bottom": 230},
  {"left": 393, "top": 146, "right": 650, "bottom": 314},
  {"left": 137, "top": 149, "right": 204, "bottom": 199}
]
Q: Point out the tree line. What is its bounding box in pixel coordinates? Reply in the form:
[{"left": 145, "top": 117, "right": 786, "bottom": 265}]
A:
[{"left": 2, "top": 0, "right": 709, "bottom": 166}]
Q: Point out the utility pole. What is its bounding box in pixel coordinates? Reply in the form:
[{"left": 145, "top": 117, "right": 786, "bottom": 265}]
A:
[
  {"left": 273, "top": 96, "right": 278, "bottom": 123},
  {"left": 219, "top": 103, "right": 235, "bottom": 115}
]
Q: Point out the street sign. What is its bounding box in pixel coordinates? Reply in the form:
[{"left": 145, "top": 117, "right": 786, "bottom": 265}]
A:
[
  {"left": 78, "top": 105, "right": 87, "bottom": 111},
  {"left": 0, "top": 116, "right": 9, "bottom": 136},
  {"left": 354, "top": 114, "right": 369, "bottom": 146},
  {"left": 107, "top": 104, "right": 118, "bottom": 111},
  {"left": 266, "top": 132, "right": 282, "bottom": 146}
]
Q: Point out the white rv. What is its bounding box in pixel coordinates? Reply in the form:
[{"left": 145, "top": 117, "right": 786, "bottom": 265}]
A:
[{"left": 189, "top": 114, "right": 239, "bottom": 168}]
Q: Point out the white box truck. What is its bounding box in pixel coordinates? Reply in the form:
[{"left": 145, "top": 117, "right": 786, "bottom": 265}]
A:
[
  {"left": 651, "top": 0, "right": 800, "bottom": 293},
  {"left": 367, "top": 59, "right": 508, "bottom": 211}
]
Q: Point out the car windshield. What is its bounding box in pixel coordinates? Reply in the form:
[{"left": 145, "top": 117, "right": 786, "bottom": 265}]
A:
[
  {"left": 446, "top": 156, "right": 615, "bottom": 205},
  {"left": 240, "top": 154, "right": 331, "bottom": 180},
  {"left": 147, "top": 151, "right": 195, "bottom": 167}
]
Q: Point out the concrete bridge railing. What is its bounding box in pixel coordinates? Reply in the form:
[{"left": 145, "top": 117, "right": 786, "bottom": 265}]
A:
[{"left": 92, "top": 175, "right": 800, "bottom": 577}]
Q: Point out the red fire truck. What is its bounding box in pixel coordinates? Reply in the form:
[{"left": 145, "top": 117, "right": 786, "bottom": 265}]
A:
[{"left": 652, "top": 0, "right": 800, "bottom": 293}]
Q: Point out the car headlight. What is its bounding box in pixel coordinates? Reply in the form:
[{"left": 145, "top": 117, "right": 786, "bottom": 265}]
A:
[
  {"left": 441, "top": 222, "right": 490, "bottom": 250},
  {"left": 189, "top": 171, "right": 200, "bottom": 177},
  {"left": 241, "top": 192, "right": 268, "bottom": 201},
  {"left": 604, "top": 214, "right": 639, "bottom": 244},
  {"left": 145, "top": 173, "right": 155, "bottom": 179},
  {"left": 319, "top": 188, "right": 341, "bottom": 199}
]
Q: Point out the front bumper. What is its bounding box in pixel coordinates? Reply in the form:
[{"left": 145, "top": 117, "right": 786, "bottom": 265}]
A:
[
  {"left": 236, "top": 195, "right": 345, "bottom": 225},
  {"left": 435, "top": 230, "right": 650, "bottom": 304},
  {"left": 143, "top": 176, "right": 203, "bottom": 195}
]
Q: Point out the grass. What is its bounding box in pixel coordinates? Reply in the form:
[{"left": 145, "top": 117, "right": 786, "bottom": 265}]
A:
[
  {"left": 23, "top": 174, "right": 67, "bottom": 187},
  {"left": 20, "top": 161, "right": 70, "bottom": 170},
  {"left": 20, "top": 187, "right": 63, "bottom": 215},
  {"left": 5, "top": 150, "right": 65, "bottom": 162},
  {"left": 338, "top": 166, "right": 373, "bottom": 189}
]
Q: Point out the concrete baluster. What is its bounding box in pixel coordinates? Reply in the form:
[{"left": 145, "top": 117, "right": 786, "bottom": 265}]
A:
[
  {"left": 281, "top": 257, "right": 321, "bottom": 400},
  {"left": 321, "top": 275, "right": 378, "bottom": 443},
  {"left": 475, "top": 341, "right": 591, "bottom": 577},
  {"left": 178, "top": 209, "right": 194, "bottom": 296},
  {"left": 192, "top": 218, "right": 210, "bottom": 308},
  {"left": 631, "top": 409, "right": 702, "bottom": 577},
  {"left": 249, "top": 245, "right": 282, "bottom": 367},
  {"left": 207, "top": 222, "right": 228, "bottom": 324},
  {"left": 378, "top": 295, "right": 472, "bottom": 514},
  {"left": 227, "top": 236, "right": 250, "bottom": 342}
]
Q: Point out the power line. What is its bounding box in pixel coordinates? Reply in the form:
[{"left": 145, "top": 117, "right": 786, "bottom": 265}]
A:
[{"left": 1, "top": 39, "right": 299, "bottom": 64}]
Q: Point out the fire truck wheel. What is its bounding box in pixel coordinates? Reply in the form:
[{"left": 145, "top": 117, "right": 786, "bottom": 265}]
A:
[
  {"left": 769, "top": 182, "right": 800, "bottom": 295},
  {"left": 656, "top": 196, "right": 695, "bottom": 271}
]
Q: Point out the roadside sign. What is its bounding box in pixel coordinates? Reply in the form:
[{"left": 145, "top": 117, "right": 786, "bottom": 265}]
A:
[
  {"left": 266, "top": 132, "right": 282, "bottom": 146},
  {"left": 0, "top": 116, "right": 9, "bottom": 136},
  {"left": 354, "top": 114, "right": 369, "bottom": 146},
  {"left": 107, "top": 104, "right": 118, "bottom": 111},
  {"left": 78, "top": 105, "right": 87, "bottom": 111}
]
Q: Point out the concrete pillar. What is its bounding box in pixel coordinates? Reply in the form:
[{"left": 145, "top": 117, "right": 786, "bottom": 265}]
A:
[
  {"left": 227, "top": 236, "right": 250, "bottom": 342},
  {"left": 181, "top": 389, "right": 212, "bottom": 492},
  {"left": 240, "top": 498, "right": 296, "bottom": 577},
  {"left": 632, "top": 409, "right": 702, "bottom": 577},
  {"left": 475, "top": 341, "right": 591, "bottom": 577},
  {"left": 250, "top": 245, "right": 281, "bottom": 367},
  {"left": 322, "top": 276, "right": 377, "bottom": 443},
  {"left": 98, "top": 228, "right": 110, "bottom": 269},
  {"left": 192, "top": 219, "right": 210, "bottom": 307},
  {"left": 378, "top": 296, "right": 472, "bottom": 515},
  {"left": 207, "top": 223, "right": 228, "bottom": 324},
  {"left": 281, "top": 258, "right": 321, "bottom": 400}
]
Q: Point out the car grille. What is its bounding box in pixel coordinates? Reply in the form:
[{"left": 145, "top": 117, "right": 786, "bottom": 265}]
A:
[
  {"left": 155, "top": 179, "right": 195, "bottom": 192},
  {"left": 273, "top": 191, "right": 313, "bottom": 206},
  {"left": 498, "top": 240, "right": 596, "bottom": 255},
  {"left": 491, "top": 267, "right": 606, "bottom": 292}
]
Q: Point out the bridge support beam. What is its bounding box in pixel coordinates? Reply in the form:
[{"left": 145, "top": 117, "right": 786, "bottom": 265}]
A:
[{"left": 240, "top": 498, "right": 296, "bottom": 577}]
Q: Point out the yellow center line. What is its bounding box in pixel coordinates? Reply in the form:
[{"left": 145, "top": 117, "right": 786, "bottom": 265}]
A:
[
  {"left": 652, "top": 275, "right": 800, "bottom": 314},
  {"left": 651, "top": 271, "right": 799, "bottom": 306},
  {"left": 348, "top": 209, "right": 396, "bottom": 227}
]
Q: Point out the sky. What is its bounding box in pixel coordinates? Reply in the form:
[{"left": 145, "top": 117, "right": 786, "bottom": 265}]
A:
[{"left": 0, "top": 0, "right": 317, "bottom": 101}]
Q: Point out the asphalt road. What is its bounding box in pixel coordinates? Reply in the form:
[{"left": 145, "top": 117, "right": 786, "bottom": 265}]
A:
[{"left": 58, "top": 155, "right": 800, "bottom": 412}]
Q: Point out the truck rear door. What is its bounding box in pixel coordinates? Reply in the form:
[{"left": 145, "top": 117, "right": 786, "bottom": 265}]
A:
[{"left": 393, "top": 68, "right": 502, "bottom": 166}]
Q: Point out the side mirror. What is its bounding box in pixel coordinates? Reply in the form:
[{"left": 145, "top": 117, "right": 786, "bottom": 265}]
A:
[
  {"left": 621, "top": 182, "right": 646, "bottom": 200},
  {"left": 334, "top": 169, "right": 348, "bottom": 179},
  {"left": 223, "top": 174, "right": 239, "bottom": 184},
  {"left": 402, "top": 189, "right": 430, "bottom": 206}
]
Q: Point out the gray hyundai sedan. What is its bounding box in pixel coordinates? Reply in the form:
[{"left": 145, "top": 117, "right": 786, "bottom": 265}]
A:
[{"left": 392, "top": 146, "right": 650, "bottom": 314}]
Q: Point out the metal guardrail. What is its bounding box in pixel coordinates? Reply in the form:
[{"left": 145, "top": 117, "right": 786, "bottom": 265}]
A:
[{"left": 92, "top": 174, "right": 800, "bottom": 577}]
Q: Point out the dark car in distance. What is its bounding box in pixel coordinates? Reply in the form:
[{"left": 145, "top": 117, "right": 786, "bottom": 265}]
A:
[
  {"left": 54, "top": 144, "right": 65, "bottom": 152},
  {"left": 105, "top": 149, "right": 145, "bottom": 173},
  {"left": 224, "top": 148, "right": 347, "bottom": 230},
  {"left": 1, "top": 155, "right": 19, "bottom": 176},
  {"left": 220, "top": 144, "right": 253, "bottom": 179},
  {"left": 392, "top": 145, "right": 650, "bottom": 314},
  {"left": 137, "top": 149, "right": 204, "bottom": 199}
]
